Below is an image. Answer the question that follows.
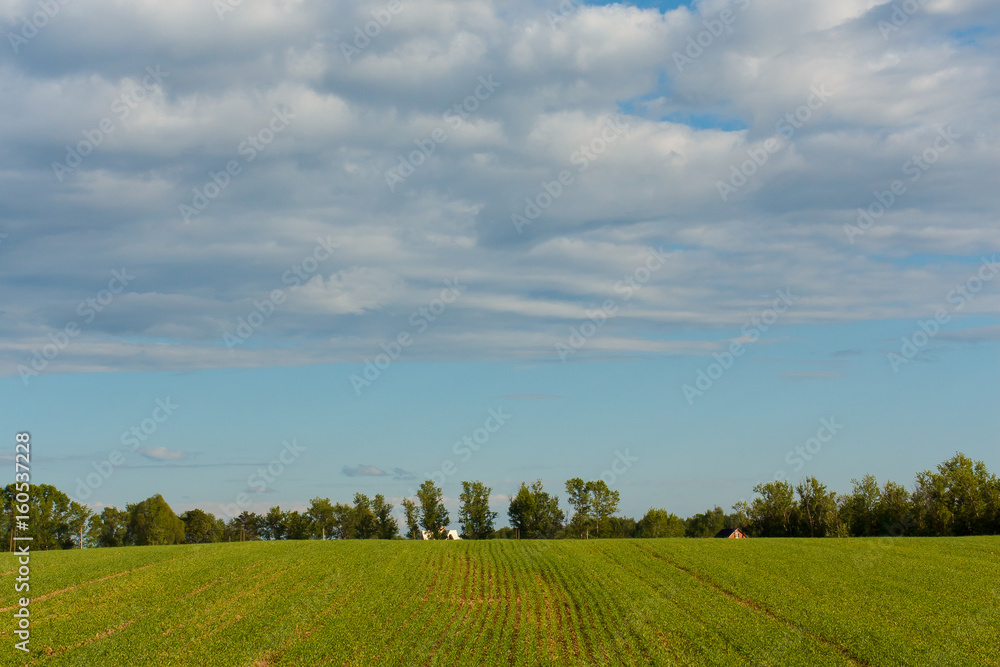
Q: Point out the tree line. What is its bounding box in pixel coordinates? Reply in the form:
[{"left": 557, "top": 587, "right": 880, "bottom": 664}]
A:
[{"left": 3, "top": 452, "right": 998, "bottom": 550}]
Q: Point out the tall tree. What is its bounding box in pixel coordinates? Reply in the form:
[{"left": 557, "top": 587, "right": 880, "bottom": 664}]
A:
[
  {"left": 372, "top": 494, "right": 399, "bottom": 539},
  {"left": 744, "top": 481, "right": 797, "bottom": 537},
  {"left": 353, "top": 493, "right": 378, "bottom": 539},
  {"left": 401, "top": 498, "right": 421, "bottom": 539},
  {"left": 458, "top": 481, "right": 497, "bottom": 539},
  {"left": 127, "top": 494, "right": 185, "bottom": 546},
  {"left": 180, "top": 509, "right": 222, "bottom": 544},
  {"left": 507, "top": 483, "right": 534, "bottom": 539},
  {"left": 602, "top": 516, "right": 637, "bottom": 538},
  {"left": 417, "top": 480, "right": 450, "bottom": 538},
  {"left": 685, "top": 506, "right": 728, "bottom": 537},
  {"left": 913, "top": 452, "right": 995, "bottom": 536},
  {"left": 307, "top": 497, "right": 336, "bottom": 539},
  {"left": 985, "top": 474, "right": 1000, "bottom": 534},
  {"left": 331, "top": 502, "right": 355, "bottom": 539},
  {"left": 263, "top": 506, "right": 287, "bottom": 540},
  {"left": 636, "top": 508, "right": 686, "bottom": 538},
  {"left": 90, "top": 506, "right": 130, "bottom": 547},
  {"left": 876, "top": 480, "right": 913, "bottom": 535},
  {"left": 507, "top": 480, "right": 564, "bottom": 539},
  {"left": 67, "top": 501, "right": 92, "bottom": 548},
  {"left": 588, "top": 480, "right": 620, "bottom": 538},
  {"left": 282, "top": 510, "right": 311, "bottom": 539},
  {"left": 565, "top": 478, "right": 593, "bottom": 538},
  {"left": 794, "top": 477, "right": 839, "bottom": 537},
  {"left": 841, "top": 474, "right": 881, "bottom": 537},
  {"left": 232, "top": 511, "right": 263, "bottom": 541},
  {"left": 3, "top": 484, "right": 75, "bottom": 550}
]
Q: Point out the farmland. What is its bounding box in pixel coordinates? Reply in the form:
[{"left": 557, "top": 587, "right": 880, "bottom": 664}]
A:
[{"left": 2, "top": 537, "right": 997, "bottom": 666}]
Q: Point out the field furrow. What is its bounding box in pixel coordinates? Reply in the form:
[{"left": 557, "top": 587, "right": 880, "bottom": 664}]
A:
[{"left": 2, "top": 537, "right": 996, "bottom": 666}]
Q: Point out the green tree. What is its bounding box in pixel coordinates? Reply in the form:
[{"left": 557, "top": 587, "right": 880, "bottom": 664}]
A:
[
  {"left": 307, "top": 497, "right": 336, "bottom": 539},
  {"left": 0, "top": 486, "right": 12, "bottom": 551},
  {"left": 743, "top": 481, "right": 796, "bottom": 537},
  {"left": 506, "top": 483, "right": 533, "bottom": 539},
  {"left": 226, "top": 511, "right": 263, "bottom": 542},
  {"left": 458, "top": 481, "right": 497, "bottom": 539},
  {"left": 353, "top": 493, "right": 378, "bottom": 539},
  {"left": 180, "top": 509, "right": 222, "bottom": 544},
  {"left": 263, "top": 506, "right": 287, "bottom": 540},
  {"left": 507, "top": 480, "right": 564, "bottom": 539},
  {"left": 37, "top": 484, "right": 75, "bottom": 549},
  {"left": 331, "top": 502, "right": 355, "bottom": 539},
  {"left": 985, "top": 475, "right": 1000, "bottom": 534},
  {"left": 565, "top": 478, "right": 592, "bottom": 538},
  {"left": 67, "top": 501, "right": 92, "bottom": 548},
  {"left": 876, "top": 480, "right": 913, "bottom": 535},
  {"left": 685, "top": 506, "right": 728, "bottom": 538},
  {"left": 602, "top": 516, "right": 636, "bottom": 538},
  {"left": 127, "top": 494, "right": 184, "bottom": 546},
  {"left": 283, "top": 510, "right": 311, "bottom": 539},
  {"left": 401, "top": 498, "right": 421, "bottom": 539},
  {"left": 588, "top": 480, "right": 620, "bottom": 538},
  {"left": 636, "top": 508, "right": 686, "bottom": 538},
  {"left": 372, "top": 494, "right": 399, "bottom": 539},
  {"left": 2, "top": 484, "right": 75, "bottom": 550},
  {"left": 89, "top": 507, "right": 130, "bottom": 547},
  {"left": 794, "top": 477, "right": 839, "bottom": 537},
  {"left": 913, "top": 452, "right": 995, "bottom": 536},
  {"left": 417, "top": 480, "right": 450, "bottom": 538},
  {"left": 841, "top": 474, "right": 881, "bottom": 537}
]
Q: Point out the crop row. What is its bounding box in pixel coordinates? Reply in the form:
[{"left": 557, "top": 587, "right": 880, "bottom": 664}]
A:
[{"left": 2, "top": 537, "right": 996, "bottom": 665}]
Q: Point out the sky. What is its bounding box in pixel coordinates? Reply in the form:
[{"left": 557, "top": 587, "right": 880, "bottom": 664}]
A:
[{"left": 0, "top": 0, "right": 998, "bottom": 526}]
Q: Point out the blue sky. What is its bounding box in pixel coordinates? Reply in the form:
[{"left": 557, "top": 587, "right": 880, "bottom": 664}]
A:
[{"left": 1, "top": 0, "right": 998, "bottom": 525}]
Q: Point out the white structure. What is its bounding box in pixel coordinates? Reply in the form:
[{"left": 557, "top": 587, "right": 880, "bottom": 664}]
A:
[{"left": 420, "top": 528, "right": 462, "bottom": 540}]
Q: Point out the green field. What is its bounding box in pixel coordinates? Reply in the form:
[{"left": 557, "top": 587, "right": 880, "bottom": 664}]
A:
[{"left": 2, "top": 537, "right": 997, "bottom": 666}]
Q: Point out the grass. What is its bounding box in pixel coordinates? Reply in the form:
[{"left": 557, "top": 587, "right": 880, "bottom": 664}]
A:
[{"left": 2, "top": 537, "right": 997, "bottom": 665}]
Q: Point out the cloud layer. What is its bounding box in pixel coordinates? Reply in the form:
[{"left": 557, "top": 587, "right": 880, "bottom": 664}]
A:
[
  {"left": 342, "top": 464, "right": 416, "bottom": 481},
  {"left": 1, "top": 0, "right": 998, "bottom": 379}
]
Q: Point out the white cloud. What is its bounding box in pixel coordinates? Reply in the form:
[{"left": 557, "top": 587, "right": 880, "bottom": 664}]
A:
[
  {"left": 138, "top": 446, "right": 188, "bottom": 461},
  {"left": 0, "top": 0, "right": 997, "bottom": 377}
]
